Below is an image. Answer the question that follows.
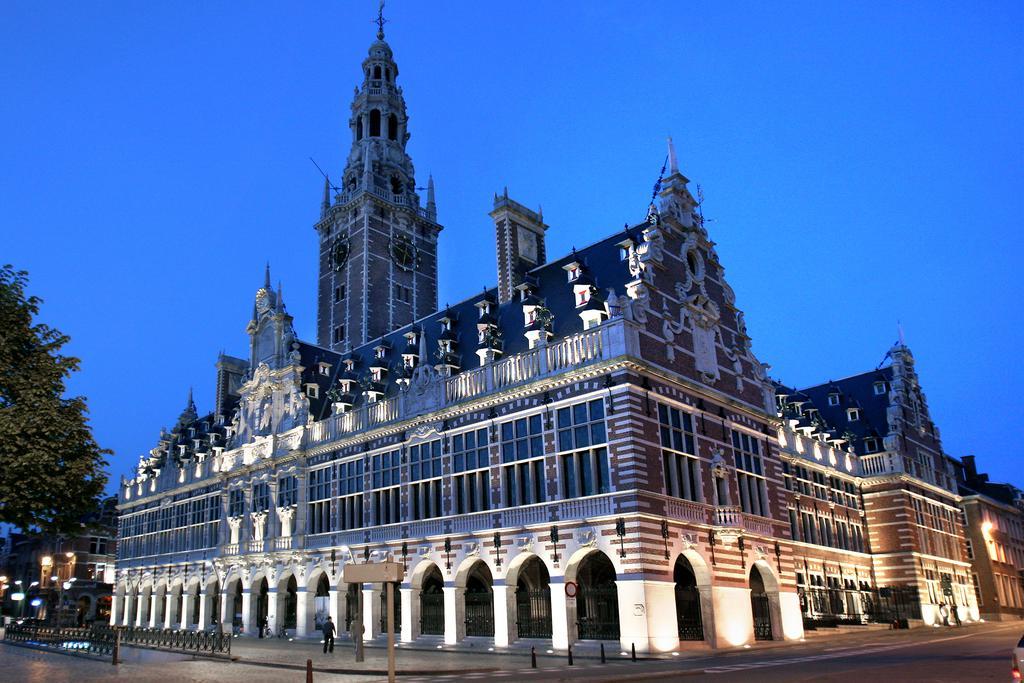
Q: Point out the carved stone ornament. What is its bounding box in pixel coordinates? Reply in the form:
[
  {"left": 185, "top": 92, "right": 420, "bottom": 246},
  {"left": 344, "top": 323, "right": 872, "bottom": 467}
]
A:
[
  {"left": 463, "top": 542, "right": 480, "bottom": 557},
  {"left": 517, "top": 536, "right": 533, "bottom": 553},
  {"left": 710, "top": 449, "right": 729, "bottom": 479},
  {"left": 576, "top": 530, "right": 598, "bottom": 548},
  {"left": 681, "top": 532, "right": 698, "bottom": 549}
]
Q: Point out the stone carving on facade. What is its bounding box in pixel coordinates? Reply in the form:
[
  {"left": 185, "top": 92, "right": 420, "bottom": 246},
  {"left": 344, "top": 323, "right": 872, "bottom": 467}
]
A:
[
  {"left": 576, "top": 529, "right": 598, "bottom": 548},
  {"left": 227, "top": 516, "right": 243, "bottom": 545},
  {"left": 276, "top": 505, "right": 296, "bottom": 537},
  {"left": 516, "top": 536, "right": 533, "bottom": 554},
  {"left": 463, "top": 542, "right": 480, "bottom": 557},
  {"left": 251, "top": 510, "right": 268, "bottom": 541}
]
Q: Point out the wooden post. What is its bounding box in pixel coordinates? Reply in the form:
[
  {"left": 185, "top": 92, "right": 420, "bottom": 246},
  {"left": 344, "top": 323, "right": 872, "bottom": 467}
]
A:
[
  {"left": 386, "top": 581, "right": 396, "bottom": 683},
  {"left": 306, "top": 658, "right": 313, "bottom": 683},
  {"left": 111, "top": 626, "right": 120, "bottom": 665},
  {"left": 354, "top": 584, "right": 364, "bottom": 663}
]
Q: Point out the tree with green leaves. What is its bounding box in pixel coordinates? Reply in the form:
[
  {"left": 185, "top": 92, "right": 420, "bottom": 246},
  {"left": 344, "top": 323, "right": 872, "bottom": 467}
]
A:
[{"left": 0, "top": 264, "right": 109, "bottom": 534}]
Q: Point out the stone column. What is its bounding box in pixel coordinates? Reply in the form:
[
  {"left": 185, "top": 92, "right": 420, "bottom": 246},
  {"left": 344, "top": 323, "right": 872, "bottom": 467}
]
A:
[
  {"left": 266, "top": 589, "right": 279, "bottom": 635},
  {"left": 640, "top": 580, "right": 680, "bottom": 653},
  {"left": 296, "top": 587, "right": 310, "bottom": 638},
  {"left": 241, "top": 587, "right": 253, "bottom": 635},
  {"left": 109, "top": 593, "right": 120, "bottom": 626},
  {"left": 149, "top": 592, "right": 160, "bottom": 628},
  {"left": 364, "top": 586, "right": 381, "bottom": 639},
  {"left": 181, "top": 590, "right": 195, "bottom": 630},
  {"left": 442, "top": 585, "right": 464, "bottom": 644},
  {"left": 198, "top": 588, "right": 209, "bottom": 630},
  {"left": 777, "top": 590, "right": 804, "bottom": 641},
  {"left": 710, "top": 585, "right": 754, "bottom": 648},
  {"left": 400, "top": 587, "right": 414, "bottom": 642},
  {"left": 614, "top": 579, "right": 652, "bottom": 653},
  {"left": 492, "top": 583, "right": 510, "bottom": 647},
  {"left": 134, "top": 592, "right": 146, "bottom": 627},
  {"left": 550, "top": 582, "right": 570, "bottom": 650},
  {"left": 163, "top": 592, "right": 174, "bottom": 629},
  {"left": 329, "top": 587, "right": 340, "bottom": 636},
  {"left": 122, "top": 593, "right": 134, "bottom": 627}
]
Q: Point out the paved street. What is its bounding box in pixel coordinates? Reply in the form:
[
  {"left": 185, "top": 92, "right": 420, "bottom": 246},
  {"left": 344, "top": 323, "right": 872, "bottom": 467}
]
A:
[{"left": 0, "top": 621, "right": 1021, "bottom": 682}]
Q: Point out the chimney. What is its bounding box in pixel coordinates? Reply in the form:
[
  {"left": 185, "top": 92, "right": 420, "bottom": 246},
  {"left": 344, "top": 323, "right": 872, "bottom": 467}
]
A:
[
  {"left": 490, "top": 187, "right": 548, "bottom": 303},
  {"left": 215, "top": 353, "right": 250, "bottom": 421},
  {"left": 961, "top": 454, "right": 978, "bottom": 483}
]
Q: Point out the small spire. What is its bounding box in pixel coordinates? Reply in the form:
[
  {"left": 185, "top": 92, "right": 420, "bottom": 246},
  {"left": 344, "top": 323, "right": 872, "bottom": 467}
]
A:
[
  {"left": 426, "top": 174, "right": 435, "bottom": 209},
  {"left": 187, "top": 386, "right": 195, "bottom": 409},
  {"left": 667, "top": 136, "right": 679, "bottom": 175},
  {"left": 538, "top": 204, "right": 543, "bottom": 222},
  {"left": 897, "top": 321, "right": 906, "bottom": 346},
  {"left": 418, "top": 325, "right": 429, "bottom": 359},
  {"left": 375, "top": 0, "right": 387, "bottom": 40},
  {"left": 276, "top": 280, "right": 285, "bottom": 313},
  {"left": 264, "top": 262, "right": 271, "bottom": 289},
  {"left": 321, "top": 175, "right": 331, "bottom": 217}
]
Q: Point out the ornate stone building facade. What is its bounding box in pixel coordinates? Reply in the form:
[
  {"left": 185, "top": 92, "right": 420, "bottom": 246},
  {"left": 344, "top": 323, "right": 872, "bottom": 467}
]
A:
[{"left": 113, "top": 23, "right": 980, "bottom": 652}]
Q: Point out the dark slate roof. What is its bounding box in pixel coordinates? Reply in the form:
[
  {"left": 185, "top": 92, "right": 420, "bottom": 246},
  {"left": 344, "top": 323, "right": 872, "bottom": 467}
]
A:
[
  {"left": 775, "top": 367, "right": 893, "bottom": 456},
  {"left": 296, "top": 228, "right": 635, "bottom": 408}
]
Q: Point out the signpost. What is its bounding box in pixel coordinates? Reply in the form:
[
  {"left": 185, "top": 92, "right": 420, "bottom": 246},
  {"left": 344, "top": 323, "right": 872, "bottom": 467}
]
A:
[{"left": 343, "top": 561, "right": 404, "bottom": 683}]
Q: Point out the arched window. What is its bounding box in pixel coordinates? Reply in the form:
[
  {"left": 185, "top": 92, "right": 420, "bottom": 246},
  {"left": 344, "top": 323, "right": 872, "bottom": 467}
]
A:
[
  {"left": 369, "top": 109, "right": 381, "bottom": 137},
  {"left": 373, "top": 65, "right": 382, "bottom": 79},
  {"left": 356, "top": 118, "right": 363, "bottom": 141},
  {"left": 387, "top": 113, "right": 398, "bottom": 141}
]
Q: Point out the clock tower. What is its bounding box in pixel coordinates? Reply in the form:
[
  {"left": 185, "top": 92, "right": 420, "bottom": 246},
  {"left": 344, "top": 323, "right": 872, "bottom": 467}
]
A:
[{"left": 315, "top": 18, "right": 441, "bottom": 351}]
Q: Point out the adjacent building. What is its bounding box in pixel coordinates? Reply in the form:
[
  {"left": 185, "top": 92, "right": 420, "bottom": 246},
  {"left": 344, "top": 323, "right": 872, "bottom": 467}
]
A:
[
  {"left": 955, "top": 455, "right": 1024, "bottom": 621},
  {"left": 111, "top": 20, "right": 983, "bottom": 653}
]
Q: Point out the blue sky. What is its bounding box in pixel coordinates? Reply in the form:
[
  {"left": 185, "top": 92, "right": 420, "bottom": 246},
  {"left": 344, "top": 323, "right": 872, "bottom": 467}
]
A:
[{"left": 2, "top": 1, "right": 1021, "bottom": 490}]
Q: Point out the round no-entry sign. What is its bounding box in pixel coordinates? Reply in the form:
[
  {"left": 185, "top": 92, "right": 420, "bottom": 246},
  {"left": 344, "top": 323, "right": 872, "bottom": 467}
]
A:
[{"left": 564, "top": 581, "right": 578, "bottom": 598}]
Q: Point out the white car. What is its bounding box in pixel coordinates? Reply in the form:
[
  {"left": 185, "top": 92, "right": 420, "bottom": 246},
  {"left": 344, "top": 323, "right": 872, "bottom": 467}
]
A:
[{"left": 1013, "top": 635, "right": 1024, "bottom": 681}]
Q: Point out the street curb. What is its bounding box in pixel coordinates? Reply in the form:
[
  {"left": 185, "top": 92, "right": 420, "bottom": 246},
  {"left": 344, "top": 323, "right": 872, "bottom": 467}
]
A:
[{"left": 230, "top": 656, "right": 501, "bottom": 677}]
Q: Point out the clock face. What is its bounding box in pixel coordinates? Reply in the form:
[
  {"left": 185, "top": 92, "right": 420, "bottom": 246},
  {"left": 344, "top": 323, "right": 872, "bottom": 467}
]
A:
[
  {"left": 331, "top": 238, "right": 349, "bottom": 271},
  {"left": 518, "top": 229, "right": 538, "bottom": 264},
  {"left": 390, "top": 234, "right": 416, "bottom": 271},
  {"left": 255, "top": 288, "right": 271, "bottom": 313}
]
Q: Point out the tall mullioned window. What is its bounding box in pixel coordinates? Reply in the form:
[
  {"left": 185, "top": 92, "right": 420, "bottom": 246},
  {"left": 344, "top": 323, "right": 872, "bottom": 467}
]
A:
[
  {"left": 228, "top": 489, "right": 245, "bottom": 518},
  {"left": 500, "top": 414, "right": 546, "bottom": 507},
  {"left": 409, "top": 440, "right": 443, "bottom": 520},
  {"left": 308, "top": 467, "right": 334, "bottom": 534},
  {"left": 557, "top": 399, "right": 610, "bottom": 498},
  {"left": 658, "top": 403, "right": 701, "bottom": 502},
  {"left": 252, "top": 482, "right": 270, "bottom": 511},
  {"left": 733, "top": 431, "right": 768, "bottom": 517},
  {"left": 277, "top": 475, "right": 298, "bottom": 508},
  {"left": 337, "top": 459, "right": 364, "bottom": 530},
  {"left": 453, "top": 428, "right": 490, "bottom": 514},
  {"left": 372, "top": 450, "right": 402, "bottom": 524}
]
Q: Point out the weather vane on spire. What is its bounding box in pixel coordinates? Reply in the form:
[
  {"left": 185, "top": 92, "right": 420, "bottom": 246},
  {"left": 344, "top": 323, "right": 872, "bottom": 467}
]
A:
[{"left": 375, "top": 0, "right": 388, "bottom": 40}]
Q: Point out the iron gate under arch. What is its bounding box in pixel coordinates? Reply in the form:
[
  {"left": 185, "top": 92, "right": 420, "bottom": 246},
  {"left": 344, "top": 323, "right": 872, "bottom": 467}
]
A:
[
  {"left": 420, "top": 587, "right": 444, "bottom": 636},
  {"left": 577, "top": 584, "right": 619, "bottom": 641},
  {"left": 379, "top": 584, "right": 402, "bottom": 633},
  {"left": 515, "top": 587, "right": 552, "bottom": 639},
  {"left": 674, "top": 584, "right": 704, "bottom": 641},
  {"left": 464, "top": 588, "right": 494, "bottom": 636},
  {"left": 751, "top": 591, "right": 773, "bottom": 640}
]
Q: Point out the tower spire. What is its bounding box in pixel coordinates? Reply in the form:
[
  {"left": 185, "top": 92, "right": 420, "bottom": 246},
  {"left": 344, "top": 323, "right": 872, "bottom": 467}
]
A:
[
  {"left": 264, "top": 262, "right": 271, "bottom": 289},
  {"left": 375, "top": 0, "right": 387, "bottom": 40},
  {"left": 667, "top": 136, "right": 679, "bottom": 175},
  {"left": 321, "top": 175, "right": 331, "bottom": 218},
  {"left": 427, "top": 174, "right": 436, "bottom": 212}
]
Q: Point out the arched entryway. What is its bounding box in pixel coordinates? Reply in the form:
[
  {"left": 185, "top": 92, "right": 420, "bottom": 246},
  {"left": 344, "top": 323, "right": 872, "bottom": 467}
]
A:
[
  {"left": 77, "top": 595, "right": 92, "bottom": 626},
  {"left": 345, "top": 584, "right": 360, "bottom": 635},
  {"left": 96, "top": 595, "right": 112, "bottom": 623},
  {"left": 152, "top": 584, "right": 166, "bottom": 627},
  {"left": 419, "top": 565, "right": 444, "bottom": 636},
  {"left": 750, "top": 565, "right": 773, "bottom": 641},
  {"left": 254, "top": 577, "right": 269, "bottom": 635},
  {"left": 314, "top": 574, "right": 331, "bottom": 631},
  {"left": 379, "top": 581, "right": 401, "bottom": 634},
  {"left": 513, "top": 555, "right": 552, "bottom": 639},
  {"left": 207, "top": 579, "right": 221, "bottom": 629},
  {"left": 189, "top": 582, "right": 200, "bottom": 627},
  {"left": 674, "top": 555, "right": 704, "bottom": 641},
  {"left": 227, "top": 580, "right": 243, "bottom": 631},
  {"left": 576, "top": 551, "right": 619, "bottom": 641},
  {"left": 171, "top": 583, "right": 183, "bottom": 628},
  {"left": 279, "top": 575, "right": 298, "bottom": 631},
  {"left": 462, "top": 561, "right": 494, "bottom": 637}
]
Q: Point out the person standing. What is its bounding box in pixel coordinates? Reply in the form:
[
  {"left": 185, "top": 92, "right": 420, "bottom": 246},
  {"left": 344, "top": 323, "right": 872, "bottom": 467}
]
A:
[{"left": 322, "top": 615, "right": 336, "bottom": 654}]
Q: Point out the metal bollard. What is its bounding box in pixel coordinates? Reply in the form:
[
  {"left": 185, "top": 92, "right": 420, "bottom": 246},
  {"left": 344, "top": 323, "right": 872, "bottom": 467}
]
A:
[
  {"left": 631, "top": 643, "right": 636, "bottom": 662},
  {"left": 531, "top": 646, "right": 537, "bottom": 668},
  {"left": 600, "top": 643, "right": 606, "bottom": 664},
  {"left": 568, "top": 645, "right": 574, "bottom": 666},
  {"left": 111, "top": 627, "right": 120, "bottom": 666},
  {"left": 306, "top": 658, "right": 313, "bottom": 683}
]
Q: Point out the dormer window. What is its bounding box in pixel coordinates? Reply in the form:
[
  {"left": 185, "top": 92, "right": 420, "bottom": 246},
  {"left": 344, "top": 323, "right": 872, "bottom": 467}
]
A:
[
  {"left": 828, "top": 394, "right": 840, "bottom": 406},
  {"left": 318, "top": 362, "right": 332, "bottom": 376},
  {"left": 864, "top": 437, "right": 879, "bottom": 452},
  {"left": 306, "top": 384, "right": 319, "bottom": 399},
  {"left": 370, "top": 368, "right": 383, "bottom": 383},
  {"left": 403, "top": 355, "right": 415, "bottom": 369},
  {"left": 526, "top": 308, "right": 537, "bottom": 325},
  {"left": 567, "top": 265, "right": 580, "bottom": 282},
  {"left": 576, "top": 288, "right": 591, "bottom": 307},
  {"left": 619, "top": 246, "right": 629, "bottom": 261},
  {"left": 873, "top": 381, "right": 887, "bottom": 395},
  {"left": 374, "top": 346, "right": 387, "bottom": 360},
  {"left": 847, "top": 408, "right": 860, "bottom": 422}
]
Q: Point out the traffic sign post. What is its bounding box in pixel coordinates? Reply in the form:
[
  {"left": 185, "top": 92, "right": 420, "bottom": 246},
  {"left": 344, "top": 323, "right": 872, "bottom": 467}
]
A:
[{"left": 343, "top": 562, "right": 405, "bottom": 683}]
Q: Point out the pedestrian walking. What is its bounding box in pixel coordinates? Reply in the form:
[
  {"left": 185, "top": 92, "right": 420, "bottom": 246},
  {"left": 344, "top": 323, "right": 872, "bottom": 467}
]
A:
[{"left": 322, "top": 615, "right": 336, "bottom": 654}]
